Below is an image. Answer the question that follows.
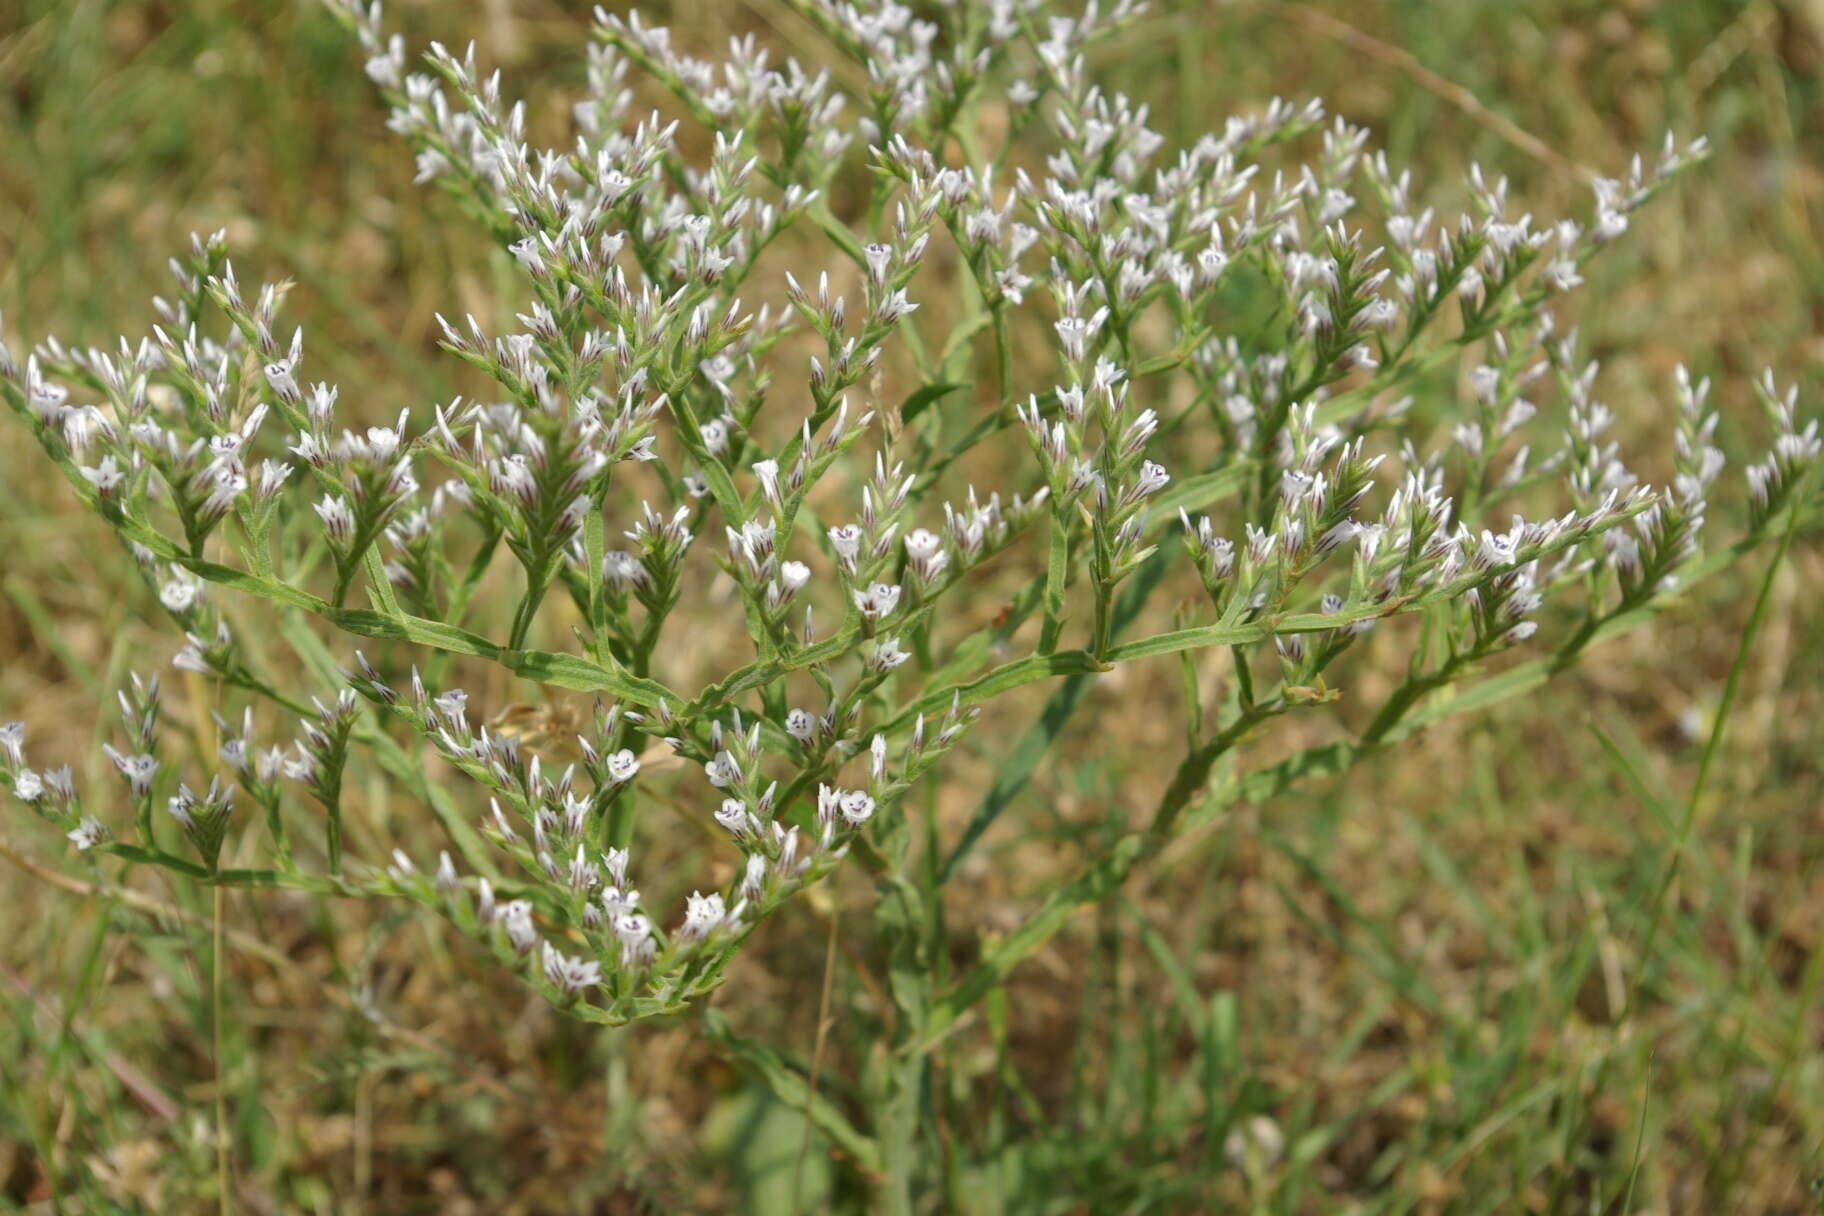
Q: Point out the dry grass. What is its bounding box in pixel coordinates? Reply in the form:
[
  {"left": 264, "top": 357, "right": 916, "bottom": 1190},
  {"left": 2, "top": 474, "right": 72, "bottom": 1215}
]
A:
[{"left": 1, "top": 0, "right": 1820, "bottom": 1211}]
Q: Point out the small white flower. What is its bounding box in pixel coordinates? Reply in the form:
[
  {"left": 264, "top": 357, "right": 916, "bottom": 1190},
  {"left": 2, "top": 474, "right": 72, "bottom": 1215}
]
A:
[
  {"left": 854, "top": 582, "right": 901, "bottom": 620},
  {"left": 680, "top": 890, "right": 728, "bottom": 942},
  {"left": 102, "top": 745, "right": 159, "bottom": 797},
  {"left": 500, "top": 900, "right": 538, "bottom": 954},
  {"left": 704, "top": 750, "right": 741, "bottom": 788},
  {"left": 1131, "top": 460, "right": 1170, "bottom": 499},
  {"left": 165, "top": 786, "right": 197, "bottom": 830},
  {"left": 752, "top": 458, "right": 781, "bottom": 502},
  {"left": 606, "top": 748, "right": 640, "bottom": 784},
  {"left": 313, "top": 495, "right": 356, "bottom": 546},
  {"left": 66, "top": 816, "right": 106, "bottom": 851},
  {"left": 159, "top": 576, "right": 201, "bottom": 614},
  {"left": 602, "top": 551, "right": 647, "bottom": 587},
  {"left": 785, "top": 708, "right": 817, "bottom": 743},
  {"left": 61, "top": 404, "right": 111, "bottom": 454},
  {"left": 863, "top": 242, "right": 892, "bottom": 285},
  {"left": 42, "top": 766, "right": 73, "bottom": 800},
  {"left": 80, "top": 457, "right": 126, "bottom": 495},
  {"left": 541, "top": 940, "right": 602, "bottom": 993},
  {"left": 0, "top": 721, "right": 24, "bottom": 767},
  {"left": 715, "top": 798, "right": 752, "bottom": 837},
  {"left": 386, "top": 849, "right": 416, "bottom": 884},
  {"left": 740, "top": 853, "right": 768, "bottom": 902},
  {"left": 263, "top": 360, "right": 299, "bottom": 399},
  {"left": 614, "top": 913, "right": 656, "bottom": 966},
  {"left": 13, "top": 768, "right": 44, "bottom": 801},
  {"left": 871, "top": 637, "right": 912, "bottom": 672},
  {"left": 828, "top": 524, "right": 863, "bottom": 567},
  {"left": 905, "top": 529, "right": 942, "bottom": 561},
  {"left": 1543, "top": 259, "right": 1583, "bottom": 293},
  {"left": 1502, "top": 620, "right": 1539, "bottom": 645},
  {"left": 839, "top": 790, "right": 876, "bottom": 827}
]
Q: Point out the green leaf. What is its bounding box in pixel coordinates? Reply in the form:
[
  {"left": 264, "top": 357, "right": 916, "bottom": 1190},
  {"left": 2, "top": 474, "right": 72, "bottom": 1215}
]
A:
[{"left": 898, "top": 381, "right": 967, "bottom": 424}]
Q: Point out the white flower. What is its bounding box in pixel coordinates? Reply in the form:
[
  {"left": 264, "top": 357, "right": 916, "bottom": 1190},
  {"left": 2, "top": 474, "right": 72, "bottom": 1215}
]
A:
[
  {"left": 61, "top": 404, "right": 112, "bottom": 454},
  {"left": 159, "top": 576, "right": 201, "bottom": 614},
  {"left": 752, "top": 458, "right": 781, "bottom": 502},
  {"left": 313, "top": 495, "right": 356, "bottom": 546},
  {"left": 102, "top": 745, "right": 159, "bottom": 797},
  {"left": 905, "top": 529, "right": 942, "bottom": 560},
  {"left": 263, "top": 359, "right": 299, "bottom": 399},
  {"left": 839, "top": 790, "right": 876, "bottom": 826},
  {"left": 871, "top": 637, "right": 912, "bottom": 672},
  {"left": 602, "top": 551, "right": 646, "bottom": 587},
  {"left": 0, "top": 721, "right": 23, "bottom": 767},
  {"left": 13, "top": 768, "right": 44, "bottom": 801},
  {"left": 704, "top": 750, "right": 741, "bottom": 787},
  {"left": 66, "top": 816, "right": 106, "bottom": 851},
  {"left": 508, "top": 237, "right": 547, "bottom": 276},
  {"left": 785, "top": 708, "right": 817, "bottom": 743},
  {"left": 1543, "top": 259, "right": 1583, "bottom": 292},
  {"left": 740, "top": 853, "right": 768, "bottom": 902},
  {"left": 165, "top": 786, "right": 197, "bottom": 830},
  {"left": 614, "top": 913, "right": 656, "bottom": 966},
  {"left": 500, "top": 900, "right": 538, "bottom": 954},
  {"left": 854, "top": 582, "right": 902, "bottom": 620},
  {"left": 606, "top": 748, "right": 640, "bottom": 784},
  {"left": 541, "top": 940, "right": 602, "bottom": 993},
  {"left": 80, "top": 457, "right": 126, "bottom": 495},
  {"left": 863, "top": 242, "right": 893, "bottom": 285},
  {"left": 828, "top": 524, "right": 863, "bottom": 565},
  {"left": 386, "top": 849, "right": 416, "bottom": 884},
  {"left": 42, "top": 766, "right": 74, "bottom": 799},
  {"left": 715, "top": 797, "right": 752, "bottom": 837},
  {"left": 680, "top": 891, "right": 728, "bottom": 941},
  {"left": 1502, "top": 621, "right": 1539, "bottom": 645}
]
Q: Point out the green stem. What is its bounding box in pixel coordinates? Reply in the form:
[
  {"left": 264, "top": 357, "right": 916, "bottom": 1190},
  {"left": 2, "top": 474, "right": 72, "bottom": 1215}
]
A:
[
  {"left": 990, "top": 305, "right": 1012, "bottom": 403},
  {"left": 1360, "top": 656, "right": 1463, "bottom": 745},
  {"left": 507, "top": 560, "right": 555, "bottom": 650}
]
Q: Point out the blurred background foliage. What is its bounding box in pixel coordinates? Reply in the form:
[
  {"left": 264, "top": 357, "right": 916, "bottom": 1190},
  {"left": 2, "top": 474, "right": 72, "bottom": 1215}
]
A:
[{"left": 0, "top": 0, "right": 1820, "bottom": 1211}]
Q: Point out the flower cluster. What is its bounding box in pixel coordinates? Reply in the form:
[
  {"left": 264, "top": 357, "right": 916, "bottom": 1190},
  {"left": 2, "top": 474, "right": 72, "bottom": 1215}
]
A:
[{"left": 0, "top": 0, "right": 1813, "bottom": 1031}]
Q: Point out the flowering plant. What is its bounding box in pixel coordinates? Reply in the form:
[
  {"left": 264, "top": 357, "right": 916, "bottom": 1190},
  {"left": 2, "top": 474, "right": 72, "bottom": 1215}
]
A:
[{"left": 1, "top": 0, "right": 1815, "bottom": 1202}]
